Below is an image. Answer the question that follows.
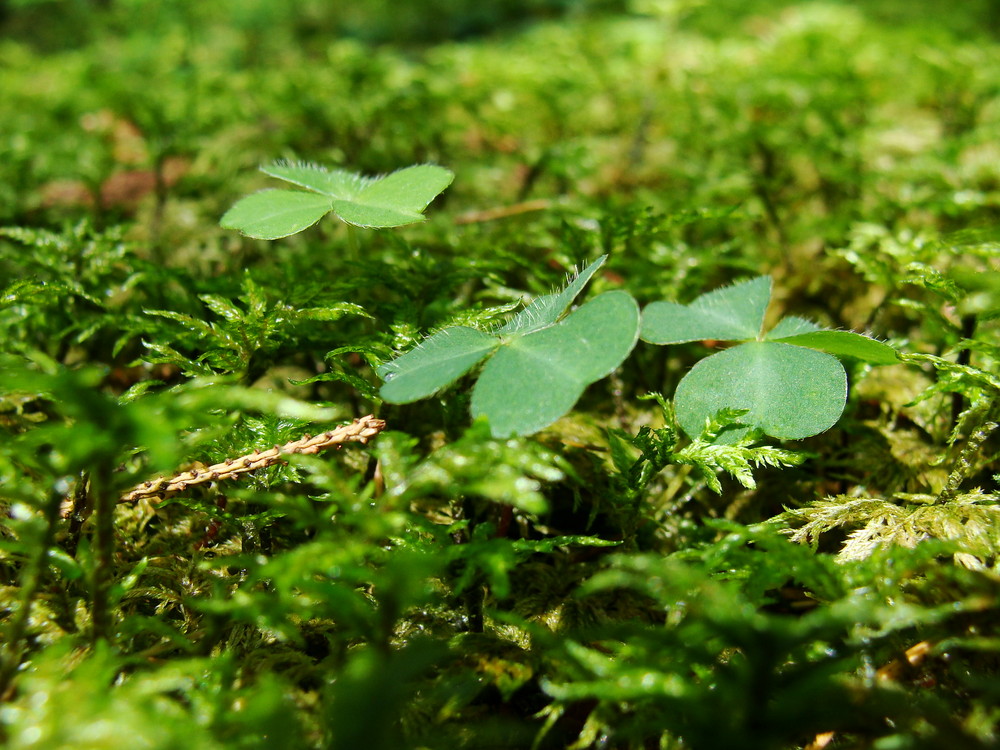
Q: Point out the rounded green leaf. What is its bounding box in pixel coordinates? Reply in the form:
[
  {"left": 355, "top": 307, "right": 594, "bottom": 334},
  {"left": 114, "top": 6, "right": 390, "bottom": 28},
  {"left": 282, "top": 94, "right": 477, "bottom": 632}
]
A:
[
  {"left": 357, "top": 165, "right": 455, "bottom": 212},
  {"left": 766, "top": 315, "right": 821, "bottom": 338},
  {"left": 496, "top": 255, "right": 608, "bottom": 336},
  {"left": 640, "top": 276, "right": 771, "bottom": 345},
  {"left": 379, "top": 327, "right": 500, "bottom": 404},
  {"left": 219, "top": 189, "right": 332, "bottom": 239},
  {"left": 767, "top": 330, "right": 899, "bottom": 366},
  {"left": 261, "top": 162, "right": 368, "bottom": 198},
  {"left": 331, "top": 199, "right": 427, "bottom": 228},
  {"left": 471, "top": 290, "right": 640, "bottom": 437},
  {"left": 674, "top": 341, "right": 847, "bottom": 443},
  {"left": 331, "top": 165, "right": 455, "bottom": 228}
]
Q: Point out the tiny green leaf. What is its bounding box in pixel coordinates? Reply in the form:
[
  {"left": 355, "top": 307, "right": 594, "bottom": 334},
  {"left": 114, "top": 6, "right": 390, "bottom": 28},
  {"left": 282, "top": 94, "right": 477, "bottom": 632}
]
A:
[
  {"left": 261, "top": 162, "right": 369, "bottom": 197},
  {"left": 331, "top": 165, "right": 455, "bottom": 228},
  {"left": 640, "top": 276, "right": 771, "bottom": 344},
  {"left": 497, "top": 255, "right": 608, "bottom": 336},
  {"left": 222, "top": 162, "right": 454, "bottom": 237},
  {"left": 765, "top": 315, "right": 821, "bottom": 338},
  {"left": 674, "top": 341, "right": 847, "bottom": 443},
  {"left": 330, "top": 201, "right": 426, "bottom": 229},
  {"left": 378, "top": 327, "right": 500, "bottom": 404},
  {"left": 220, "top": 189, "right": 333, "bottom": 240},
  {"left": 352, "top": 165, "right": 455, "bottom": 213},
  {"left": 471, "top": 290, "right": 640, "bottom": 438},
  {"left": 767, "top": 330, "right": 900, "bottom": 365}
]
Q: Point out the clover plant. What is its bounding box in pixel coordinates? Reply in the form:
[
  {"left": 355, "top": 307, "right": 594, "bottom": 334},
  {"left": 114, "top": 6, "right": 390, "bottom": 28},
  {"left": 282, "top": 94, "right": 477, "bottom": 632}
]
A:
[
  {"left": 221, "top": 162, "right": 454, "bottom": 239},
  {"left": 378, "top": 255, "right": 641, "bottom": 437},
  {"left": 640, "top": 276, "right": 899, "bottom": 443},
  {"left": 220, "top": 161, "right": 896, "bottom": 446}
]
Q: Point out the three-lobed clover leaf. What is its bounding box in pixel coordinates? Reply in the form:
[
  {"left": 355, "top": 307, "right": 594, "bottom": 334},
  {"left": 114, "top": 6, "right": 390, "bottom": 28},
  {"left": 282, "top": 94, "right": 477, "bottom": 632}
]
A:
[
  {"left": 220, "top": 162, "right": 455, "bottom": 239},
  {"left": 641, "top": 276, "right": 899, "bottom": 443},
  {"left": 378, "top": 256, "right": 640, "bottom": 438}
]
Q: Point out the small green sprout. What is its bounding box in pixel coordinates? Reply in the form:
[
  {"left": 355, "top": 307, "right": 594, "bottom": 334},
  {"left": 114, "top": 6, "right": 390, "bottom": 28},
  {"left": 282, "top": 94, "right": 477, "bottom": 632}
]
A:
[{"left": 221, "top": 161, "right": 454, "bottom": 239}]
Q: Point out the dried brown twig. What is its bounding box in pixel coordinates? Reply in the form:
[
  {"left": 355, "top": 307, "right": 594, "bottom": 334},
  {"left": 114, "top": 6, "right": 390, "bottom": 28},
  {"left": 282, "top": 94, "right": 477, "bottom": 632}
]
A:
[
  {"left": 453, "top": 198, "right": 551, "bottom": 225},
  {"left": 122, "top": 414, "right": 386, "bottom": 504}
]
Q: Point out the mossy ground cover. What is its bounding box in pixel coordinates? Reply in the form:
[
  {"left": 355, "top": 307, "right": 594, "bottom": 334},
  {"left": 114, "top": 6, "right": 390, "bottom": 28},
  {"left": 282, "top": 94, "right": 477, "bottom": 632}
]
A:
[{"left": 2, "top": 1, "right": 1000, "bottom": 747}]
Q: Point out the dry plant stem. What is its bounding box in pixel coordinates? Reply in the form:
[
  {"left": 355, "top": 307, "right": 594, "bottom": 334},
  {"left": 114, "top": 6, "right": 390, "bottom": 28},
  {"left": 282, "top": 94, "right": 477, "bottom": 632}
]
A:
[
  {"left": 453, "top": 198, "right": 551, "bottom": 225},
  {"left": 123, "top": 415, "right": 386, "bottom": 504}
]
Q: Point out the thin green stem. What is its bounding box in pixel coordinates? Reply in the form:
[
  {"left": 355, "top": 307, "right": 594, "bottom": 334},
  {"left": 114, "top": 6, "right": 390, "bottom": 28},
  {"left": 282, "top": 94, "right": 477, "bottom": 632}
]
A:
[
  {"left": 938, "top": 397, "right": 1000, "bottom": 503},
  {"left": 90, "top": 467, "right": 115, "bottom": 644},
  {"left": 346, "top": 224, "right": 360, "bottom": 261},
  {"left": 0, "top": 486, "right": 64, "bottom": 701}
]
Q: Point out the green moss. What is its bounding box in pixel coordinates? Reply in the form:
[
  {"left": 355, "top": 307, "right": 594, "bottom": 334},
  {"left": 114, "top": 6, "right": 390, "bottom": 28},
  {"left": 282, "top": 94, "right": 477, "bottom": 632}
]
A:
[{"left": 2, "top": 2, "right": 1000, "bottom": 747}]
